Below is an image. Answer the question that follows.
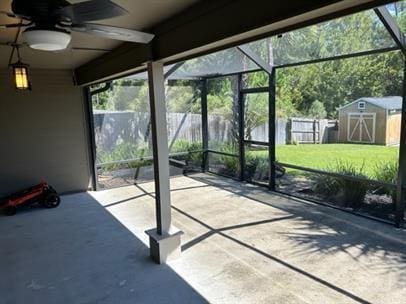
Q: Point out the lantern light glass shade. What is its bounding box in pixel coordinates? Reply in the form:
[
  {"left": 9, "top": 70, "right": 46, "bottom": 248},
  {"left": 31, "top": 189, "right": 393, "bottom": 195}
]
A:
[
  {"left": 12, "top": 63, "right": 31, "bottom": 90},
  {"left": 22, "top": 29, "right": 71, "bottom": 51}
]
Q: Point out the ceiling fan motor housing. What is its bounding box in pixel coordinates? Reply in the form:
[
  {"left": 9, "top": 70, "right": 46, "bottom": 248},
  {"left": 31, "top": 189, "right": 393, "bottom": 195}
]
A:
[{"left": 12, "top": 0, "right": 70, "bottom": 20}]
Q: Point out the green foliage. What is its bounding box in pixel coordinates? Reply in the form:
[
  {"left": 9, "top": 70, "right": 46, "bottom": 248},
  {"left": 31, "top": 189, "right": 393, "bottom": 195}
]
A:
[
  {"left": 275, "top": 51, "right": 403, "bottom": 119},
  {"left": 272, "top": 9, "right": 403, "bottom": 118},
  {"left": 312, "top": 174, "right": 341, "bottom": 198},
  {"left": 170, "top": 140, "right": 203, "bottom": 164},
  {"left": 313, "top": 160, "right": 370, "bottom": 210},
  {"left": 91, "top": 79, "right": 150, "bottom": 112},
  {"left": 375, "top": 161, "right": 398, "bottom": 184},
  {"left": 97, "top": 142, "right": 151, "bottom": 172},
  {"left": 246, "top": 71, "right": 269, "bottom": 88},
  {"left": 307, "top": 100, "right": 327, "bottom": 119},
  {"left": 97, "top": 142, "right": 148, "bottom": 164},
  {"left": 245, "top": 149, "right": 269, "bottom": 180},
  {"left": 167, "top": 81, "right": 201, "bottom": 114},
  {"left": 170, "top": 139, "right": 201, "bottom": 153},
  {"left": 98, "top": 140, "right": 205, "bottom": 172},
  {"left": 207, "top": 77, "right": 234, "bottom": 118},
  {"left": 374, "top": 161, "right": 398, "bottom": 202},
  {"left": 245, "top": 93, "right": 268, "bottom": 139}
]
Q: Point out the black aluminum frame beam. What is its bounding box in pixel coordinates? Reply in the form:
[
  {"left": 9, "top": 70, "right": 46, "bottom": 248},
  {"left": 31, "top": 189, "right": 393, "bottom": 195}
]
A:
[
  {"left": 269, "top": 70, "right": 277, "bottom": 191},
  {"left": 238, "top": 73, "right": 245, "bottom": 181},
  {"left": 395, "top": 61, "right": 406, "bottom": 227},
  {"left": 237, "top": 45, "right": 273, "bottom": 74},
  {"left": 207, "top": 150, "right": 238, "bottom": 158},
  {"left": 374, "top": 6, "right": 406, "bottom": 56},
  {"left": 274, "top": 46, "right": 400, "bottom": 70},
  {"left": 237, "top": 43, "right": 276, "bottom": 187},
  {"left": 201, "top": 79, "right": 209, "bottom": 172},
  {"left": 84, "top": 88, "right": 98, "bottom": 191},
  {"left": 164, "top": 61, "right": 185, "bottom": 79},
  {"left": 243, "top": 140, "right": 269, "bottom": 146},
  {"left": 240, "top": 87, "right": 270, "bottom": 94}
]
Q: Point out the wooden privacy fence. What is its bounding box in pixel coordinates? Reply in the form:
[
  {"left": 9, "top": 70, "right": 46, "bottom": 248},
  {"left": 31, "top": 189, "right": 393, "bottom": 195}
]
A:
[
  {"left": 289, "top": 118, "right": 338, "bottom": 144},
  {"left": 93, "top": 111, "right": 338, "bottom": 152}
]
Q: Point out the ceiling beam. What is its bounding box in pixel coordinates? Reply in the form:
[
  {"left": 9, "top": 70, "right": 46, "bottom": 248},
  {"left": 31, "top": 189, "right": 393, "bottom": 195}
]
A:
[{"left": 74, "top": 0, "right": 396, "bottom": 86}]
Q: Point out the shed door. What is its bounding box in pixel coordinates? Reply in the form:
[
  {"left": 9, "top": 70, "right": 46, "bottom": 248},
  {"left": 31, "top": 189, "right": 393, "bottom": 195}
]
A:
[{"left": 347, "top": 113, "right": 376, "bottom": 143}]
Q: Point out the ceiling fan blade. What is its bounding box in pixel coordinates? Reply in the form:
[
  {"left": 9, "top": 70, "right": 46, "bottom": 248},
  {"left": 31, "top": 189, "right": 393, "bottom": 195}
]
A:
[
  {"left": 70, "top": 23, "right": 154, "bottom": 44},
  {"left": 57, "top": 0, "right": 128, "bottom": 23},
  {"left": 0, "top": 10, "right": 17, "bottom": 19},
  {"left": 0, "top": 23, "right": 29, "bottom": 29},
  {"left": 71, "top": 47, "right": 112, "bottom": 52},
  {"left": 0, "top": 10, "right": 31, "bottom": 21}
]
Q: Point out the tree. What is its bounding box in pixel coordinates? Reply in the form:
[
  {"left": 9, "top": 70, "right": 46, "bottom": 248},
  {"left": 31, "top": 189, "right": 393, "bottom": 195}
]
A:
[{"left": 308, "top": 100, "right": 327, "bottom": 119}]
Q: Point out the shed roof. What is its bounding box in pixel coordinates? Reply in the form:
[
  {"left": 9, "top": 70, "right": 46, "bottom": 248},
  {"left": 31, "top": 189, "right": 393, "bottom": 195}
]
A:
[{"left": 338, "top": 96, "right": 402, "bottom": 111}]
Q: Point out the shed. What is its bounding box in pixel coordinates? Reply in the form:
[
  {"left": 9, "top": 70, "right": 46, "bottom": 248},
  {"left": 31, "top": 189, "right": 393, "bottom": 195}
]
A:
[{"left": 338, "top": 96, "right": 402, "bottom": 145}]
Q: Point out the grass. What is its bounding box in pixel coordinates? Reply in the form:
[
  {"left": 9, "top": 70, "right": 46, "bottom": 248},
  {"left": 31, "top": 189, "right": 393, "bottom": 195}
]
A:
[{"left": 248, "top": 143, "right": 399, "bottom": 179}]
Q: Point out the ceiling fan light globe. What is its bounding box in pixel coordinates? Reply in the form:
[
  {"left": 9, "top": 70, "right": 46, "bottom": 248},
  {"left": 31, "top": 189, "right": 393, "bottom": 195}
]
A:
[{"left": 22, "top": 29, "right": 72, "bottom": 51}]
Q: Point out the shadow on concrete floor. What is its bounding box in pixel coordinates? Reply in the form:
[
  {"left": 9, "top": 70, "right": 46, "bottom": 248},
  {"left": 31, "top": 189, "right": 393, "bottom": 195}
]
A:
[
  {"left": 133, "top": 182, "right": 374, "bottom": 304},
  {"left": 9, "top": 173, "right": 405, "bottom": 304},
  {"left": 0, "top": 192, "right": 208, "bottom": 304},
  {"left": 186, "top": 174, "right": 406, "bottom": 286},
  {"left": 125, "top": 173, "right": 406, "bottom": 304}
]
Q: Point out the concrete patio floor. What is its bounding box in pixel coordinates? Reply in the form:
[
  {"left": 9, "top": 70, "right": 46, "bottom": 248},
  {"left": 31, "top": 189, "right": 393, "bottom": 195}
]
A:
[{"left": 1, "top": 173, "right": 406, "bottom": 304}]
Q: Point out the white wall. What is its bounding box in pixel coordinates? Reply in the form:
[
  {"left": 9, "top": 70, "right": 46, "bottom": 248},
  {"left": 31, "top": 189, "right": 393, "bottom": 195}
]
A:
[{"left": 0, "top": 69, "right": 91, "bottom": 195}]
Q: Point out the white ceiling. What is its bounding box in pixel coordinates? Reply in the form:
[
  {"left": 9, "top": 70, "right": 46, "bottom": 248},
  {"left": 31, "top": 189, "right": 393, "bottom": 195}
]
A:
[{"left": 0, "top": 0, "right": 199, "bottom": 69}]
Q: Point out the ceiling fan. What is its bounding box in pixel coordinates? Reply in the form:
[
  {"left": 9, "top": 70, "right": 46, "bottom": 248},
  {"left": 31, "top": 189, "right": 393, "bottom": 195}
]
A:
[{"left": 0, "top": 0, "right": 155, "bottom": 51}]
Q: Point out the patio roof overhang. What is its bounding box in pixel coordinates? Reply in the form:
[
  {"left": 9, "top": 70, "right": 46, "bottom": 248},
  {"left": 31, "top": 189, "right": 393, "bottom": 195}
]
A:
[{"left": 74, "top": 0, "right": 396, "bottom": 86}]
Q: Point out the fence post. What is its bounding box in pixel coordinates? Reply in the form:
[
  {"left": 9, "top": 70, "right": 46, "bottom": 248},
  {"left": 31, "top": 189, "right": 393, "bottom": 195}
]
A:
[
  {"left": 395, "top": 61, "right": 406, "bottom": 228},
  {"left": 201, "top": 78, "right": 209, "bottom": 172},
  {"left": 290, "top": 118, "right": 294, "bottom": 144},
  {"left": 269, "top": 69, "right": 276, "bottom": 191},
  {"left": 313, "top": 119, "right": 317, "bottom": 144}
]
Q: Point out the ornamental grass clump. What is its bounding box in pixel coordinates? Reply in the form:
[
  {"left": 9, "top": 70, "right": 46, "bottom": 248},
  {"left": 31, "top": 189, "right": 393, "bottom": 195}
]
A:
[
  {"left": 374, "top": 161, "right": 398, "bottom": 204},
  {"left": 313, "top": 160, "right": 369, "bottom": 210}
]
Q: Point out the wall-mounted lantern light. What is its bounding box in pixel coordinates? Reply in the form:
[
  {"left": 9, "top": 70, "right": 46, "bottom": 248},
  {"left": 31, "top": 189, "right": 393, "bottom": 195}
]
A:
[
  {"left": 9, "top": 46, "right": 31, "bottom": 90},
  {"left": 11, "top": 61, "right": 31, "bottom": 90}
]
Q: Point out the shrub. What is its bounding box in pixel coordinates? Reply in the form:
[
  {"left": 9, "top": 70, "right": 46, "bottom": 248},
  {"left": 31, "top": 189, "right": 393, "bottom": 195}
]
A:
[
  {"left": 312, "top": 160, "right": 369, "bottom": 210},
  {"left": 312, "top": 174, "right": 340, "bottom": 197},
  {"left": 245, "top": 151, "right": 269, "bottom": 181},
  {"left": 374, "top": 161, "right": 398, "bottom": 203},
  {"left": 216, "top": 143, "right": 238, "bottom": 173},
  {"left": 97, "top": 142, "right": 148, "bottom": 164},
  {"left": 170, "top": 140, "right": 204, "bottom": 166},
  {"left": 170, "top": 139, "right": 201, "bottom": 153},
  {"left": 307, "top": 100, "right": 327, "bottom": 119},
  {"left": 97, "top": 142, "right": 151, "bottom": 172}
]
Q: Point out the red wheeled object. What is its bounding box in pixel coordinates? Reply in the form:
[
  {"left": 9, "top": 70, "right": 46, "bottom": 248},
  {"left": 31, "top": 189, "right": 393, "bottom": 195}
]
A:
[{"left": 0, "top": 182, "right": 60, "bottom": 216}]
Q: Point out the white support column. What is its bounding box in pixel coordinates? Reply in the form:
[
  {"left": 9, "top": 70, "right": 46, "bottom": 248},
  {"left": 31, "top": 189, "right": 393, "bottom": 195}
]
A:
[{"left": 145, "top": 61, "right": 183, "bottom": 264}]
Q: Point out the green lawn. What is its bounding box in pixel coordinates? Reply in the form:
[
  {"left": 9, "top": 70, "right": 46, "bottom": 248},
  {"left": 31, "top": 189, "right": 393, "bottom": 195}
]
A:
[{"left": 250, "top": 144, "right": 399, "bottom": 178}]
